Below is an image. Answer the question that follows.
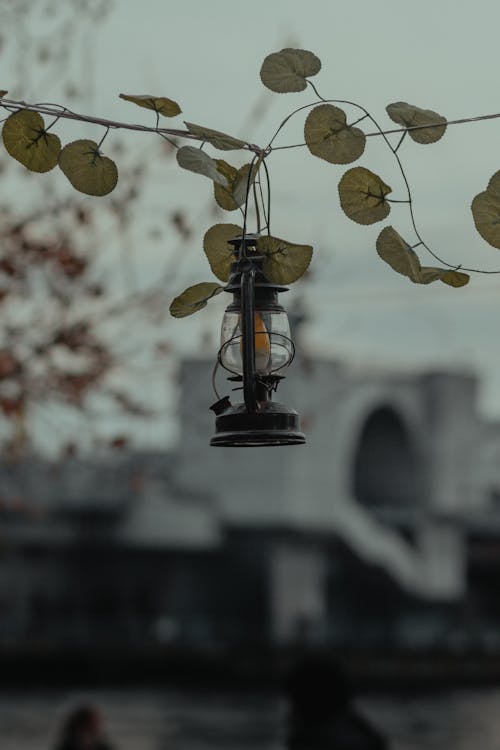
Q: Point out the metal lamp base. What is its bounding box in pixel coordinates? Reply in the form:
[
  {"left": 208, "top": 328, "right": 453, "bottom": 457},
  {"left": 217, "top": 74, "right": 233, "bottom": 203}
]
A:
[{"left": 210, "top": 401, "right": 305, "bottom": 447}]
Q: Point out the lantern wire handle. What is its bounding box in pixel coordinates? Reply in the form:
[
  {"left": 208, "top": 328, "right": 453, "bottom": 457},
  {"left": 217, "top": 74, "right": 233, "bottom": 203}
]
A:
[
  {"left": 261, "top": 157, "right": 271, "bottom": 235},
  {"left": 240, "top": 152, "right": 261, "bottom": 261},
  {"left": 232, "top": 149, "right": 270, "bottom": 413},
  {"left": 211, "top": 359, "right": 222, "bottom": 400},
  {"left": 241, "top": 264, "right": 257, "bottom": 413}
]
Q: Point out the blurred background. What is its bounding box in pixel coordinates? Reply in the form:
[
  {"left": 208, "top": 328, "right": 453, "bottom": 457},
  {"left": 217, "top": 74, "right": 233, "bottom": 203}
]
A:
[{"left": 2, "top": 0, "right": 500, "bottom": 748}]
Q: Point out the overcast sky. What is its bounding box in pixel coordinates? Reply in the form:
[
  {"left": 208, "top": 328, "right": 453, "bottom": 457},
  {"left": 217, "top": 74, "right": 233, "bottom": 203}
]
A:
[
  {"left": 7, "top": 0, "right": 500, "bottom": 450},
  {"left": 90, "top": 0, "right": 500, "bottom": 417}
]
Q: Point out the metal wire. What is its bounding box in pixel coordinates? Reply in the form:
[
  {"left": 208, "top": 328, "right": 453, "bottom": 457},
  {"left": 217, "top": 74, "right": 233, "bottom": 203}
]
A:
[
  {"left": 211, "top": 359, "right": 222, "bottom": 400},
  {"left": 216, "top": 331, "right": 296, "bottom": 378},
  {"left": 261, "top": 158, "right": 272, "bottom": 235}
]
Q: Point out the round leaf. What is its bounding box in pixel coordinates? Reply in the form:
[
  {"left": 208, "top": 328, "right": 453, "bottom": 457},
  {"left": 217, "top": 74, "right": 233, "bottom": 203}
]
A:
[
  {"left": 213, "top": 160, "right": 239, "bottom": 210},
  {"left": 386, "top": 102, "right": 447, "bottom": 144},
  {"left": 304, "top": 104, "right": 366, "bottom": 164},
  {"left": 257, "top": 235, "right": 313, "bottom": 284},
  {"left": 177, "top": 146, "right": 228, "bottom": 186},
  {"left": 185, "top": 122, "right": 246, "bottom": 151},
  {"left": 260, "top": 48, "right": 321, "bottom": 93},
  {"left": 486, "top": 170, "right": 500, "bottom": 200},
  {"left": 203, "top": 223, "right": 242, "bottom": 281},
  {"left": 418, "top": 267, "right": 469, "bottom": 287},
  {"left": 376, "top": 226, "right": 421, "bottom": 281},
  {"left": 214, "top": 160, "right": 238, "bottom": 183},
  {"left": 169, "top": 282, "right": 223, "bottom": 318},
  {"left": 440, "top": 270, "right": 470, "bottom": 288},
  {"left": 119, "top": 93, "right": 181, "bottom": 117},
  {"left": 376, "top": 227, "right": 470, "bottom": 288},
  {"left": 58, "top": 140, "right": 118, "bottom": 196},
  {"left": 214, "top": 163, "right": 253, "bottom": 211},
  {"left": 232, "top": 164, "right": 254, "bottom": 207},
  {"left": 339, "top": 167, "right": 392, "bottom": 225},
  {"left": 2, "top": 110, "right": 61, "bottom": 173},
  {"left": 418, "top": 267, "right": 448, "bottom": 284},
  {"left": 471, "top": 170, "right": 500, "bottom": 249},
  {"left": 471, "top": 190, "right": 500, "bottom": 249},
  {"left": 214, "top": 183, "right": 239, "bottom": 211}
]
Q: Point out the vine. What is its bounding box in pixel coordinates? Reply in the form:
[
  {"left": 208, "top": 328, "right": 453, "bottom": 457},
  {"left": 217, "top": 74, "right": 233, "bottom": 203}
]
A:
[{"left": 2, "top": 47, "right": 500, "bottom": 318}]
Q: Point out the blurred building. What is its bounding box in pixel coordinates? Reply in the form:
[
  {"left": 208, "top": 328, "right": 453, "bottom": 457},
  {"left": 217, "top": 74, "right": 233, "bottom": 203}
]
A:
[{"left": 1, "top": 355, "right": 500, "bottom": 652}]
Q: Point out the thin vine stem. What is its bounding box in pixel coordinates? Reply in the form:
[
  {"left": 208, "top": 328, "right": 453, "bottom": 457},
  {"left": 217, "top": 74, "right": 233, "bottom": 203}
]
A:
[
  {"left": 271, "top": 142, "right": 307, "bottom": 151},
  {"left": 0, "top": 97, "right": 262, "bottom": 153},
  {"left": 240, "top": 152, "right": 262, "bottom": 257},
  {"left": 45, "top": 114, "right": 65, "bottom": 132},
  {"left": 97, "top": 126, "right": 110, "bottom": 149},
  {"left": 156, "top": 129, "right": 179, "bottom": 150},
  {"left": 266, "top": 99, "right": 322, "bottom": 149},
  {"left": 257, "top": 177, "right": 268, "bottom": 232},
  {"left": 393, "top": 130, "right": 407, "bottom": 154},
  {"left": 3, "top": 94, "right": 500, "bottom": 153}
]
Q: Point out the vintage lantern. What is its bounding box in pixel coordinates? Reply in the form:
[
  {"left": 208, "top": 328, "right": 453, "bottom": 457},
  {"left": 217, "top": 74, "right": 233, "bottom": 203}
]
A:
[{"left": 210, "top": 233, "right": 305, "bottom": 447}]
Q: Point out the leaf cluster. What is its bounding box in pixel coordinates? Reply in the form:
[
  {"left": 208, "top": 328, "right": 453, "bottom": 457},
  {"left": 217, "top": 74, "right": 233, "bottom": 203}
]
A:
[
  {"left": 376, "top": 227, "right": 469, "bottom": 287},
  {"left": 5, "top": 42, "right": 500, "bottom": 328},
  {"left": 2, "top": 110, "right": 118, "bottom": 196},
  {"left": 1, "top": 91, "right": 183, "bottom": 196},
  {"left": 169, "top": 225, "right": 313, "bottom": 318}
]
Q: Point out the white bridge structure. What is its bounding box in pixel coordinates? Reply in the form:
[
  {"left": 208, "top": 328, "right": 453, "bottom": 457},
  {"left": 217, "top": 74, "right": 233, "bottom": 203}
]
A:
[
  {"left": 1, "top": 355, "right": 500, "bottom": 647},
  {"left": 175, "top": 356, "right": 500, "bottom": 643}
]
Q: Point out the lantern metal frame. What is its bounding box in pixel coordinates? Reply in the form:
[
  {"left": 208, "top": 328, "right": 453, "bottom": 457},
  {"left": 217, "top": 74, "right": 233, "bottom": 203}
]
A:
[
  {"left": 210, "top": 233, "right": 305, "bottom": 447},
  {"left": 217, "top": 329, "right": 296, "bottom": 379}
]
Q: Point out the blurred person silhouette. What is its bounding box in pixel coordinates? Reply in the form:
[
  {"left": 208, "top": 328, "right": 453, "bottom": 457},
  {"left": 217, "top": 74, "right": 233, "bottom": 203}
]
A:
[
  {"left": 54, "top": 705, "right": 114, "bottom": 750},
  {"left": 285, "top": 656, "right": 388, "bottom": 749}
]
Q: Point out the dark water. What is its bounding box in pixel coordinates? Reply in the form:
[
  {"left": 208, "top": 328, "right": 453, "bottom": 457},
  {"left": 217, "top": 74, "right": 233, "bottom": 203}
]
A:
[{"left": 2, "top": 687, "right": 500, "bottom": 749}]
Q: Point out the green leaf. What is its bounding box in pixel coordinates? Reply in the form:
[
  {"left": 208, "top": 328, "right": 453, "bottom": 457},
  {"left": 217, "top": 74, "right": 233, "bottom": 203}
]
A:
[
  {"left": 119, "top": 93, "right": 181, "bottom": 117},
  {"left": 213, "top": 184, "right": 239, "bottom": 211},
  {"left": 418, "top": 267, "right": 449, "bottom": 284},
  {"left": 232, "top": 164, "right": 254, "bottom": 207},
  {"left": 58, "top": 140, "right": 118, "bottom": 196},
  {"left": 472, "top": 171, "right": 500, "bottom": 249},
  {"left": 376, "top": 227, "right": 470, "bottom": 287},
  {"left": 185, "top": 122, "right": 247, "bottom": 151},
  {"left": 203, "top": 223, "right": 242, "bottom": 281},
  {"left": 416, "top": 266, "right": 469, "bottom": 287},
  {"left": 472, "top": 190, "right": 500, "bottom": 248},
  {"left": 260, "top": 48, "right": 321, "bottom": 93},
  {"left": 2, "top": 110, "right": 61, "bottom": 173},
  {"left": 386, "top": 102, "right": 447, "bottom": 144},
  {"left": 214, "top": 162, "right": 254, "bottom": 211},
  {"left": 214, "top": 160, "right": 238, "bottom": 183},
  {"left": 485, "top": 170, "right": 500, "bottom": 200},
  {"left": 376, "top": 226, "right": 421, "bottom": 281},
  {"left": 169, "top": 282, "right": 223, "bottom": 318},
  {"left": 304, "top": 104, "right": 366, "bottom": 165},
  {"left": 213, "top": 160, "right": 240, "bottom": 210},
  {"left": 257, "top": 235, "right": 313, "bottom": 284},
  {"left": 177, "top": 145, "right": 228, "bottom": 186},
  {"left": 338, "top": 167, "right": 392, "bottom": 225},
  {"left": 440, "top": 270, "right": 470, "bottom": 288}
]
